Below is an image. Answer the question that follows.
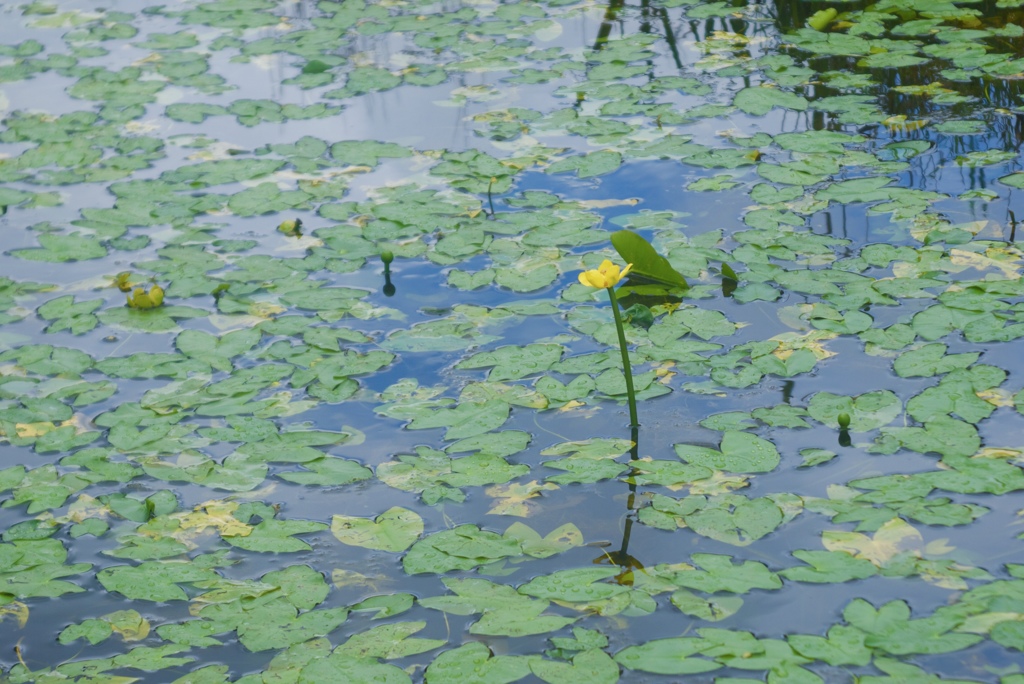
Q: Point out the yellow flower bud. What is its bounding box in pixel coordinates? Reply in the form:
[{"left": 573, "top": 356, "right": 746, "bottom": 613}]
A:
[{"left": 126, "top": 284, "right": 165, "bottom": 309}]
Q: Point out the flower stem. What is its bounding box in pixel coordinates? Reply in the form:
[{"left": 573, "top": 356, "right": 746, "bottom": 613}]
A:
[{"left": 607, "top": 286, "right": 639, "bottom": 429}]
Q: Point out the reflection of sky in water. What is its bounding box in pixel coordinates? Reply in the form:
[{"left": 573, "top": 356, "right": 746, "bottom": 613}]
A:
[{"left": 3, "top": 0, "right": 1024, "bottom": 680}]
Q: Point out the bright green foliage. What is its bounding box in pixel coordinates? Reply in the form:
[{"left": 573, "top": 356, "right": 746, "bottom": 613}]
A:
[
  {"left": 807, "top": 391, "right": 902, "bottom": 431},
  {"left": 421, "top": 578, "right": 576, "bottom": 637},
  {"left": 531, "top": 649, "right": 619, "bottom": 684},
  {"left": 675, "top": 431, "right": 781, "bottom": 473},
  {"left": 615, "top": 638, "right": 720, "bottom": 675},
  {"left": 733, "top": 86, "right": 809, "bottom": 115},
  {"left": 541, "top": 439, "right": 632, "bottom": 484},
  {"left": 611, "top": 230, "right": 688, "bottom": 288},
  {"left": 0, "top": 539, "right": 91, "bottom": 598},
  {"left": 425, "top": 642, "right": 536, "bottom": 684},
  {"left": 331, "top": 507, "right": 423, "bottom": 553},
  {"left": 403, "top": 525, "right": 524, "bottom": 574},
  {"left": 335, "top": 621, "right": 445, "bottom": 659},
  {"left": 2, "top": 0, "right": 1024, "bottom": 681},
  {"left": 456, "top": 344, "right": 564, "bottom": 381},
  {"left": 781, "top": 550, "right": 879, "bottom": 584},
  {"left": 671, "top": 554, "right": 782, "bottom": 594}
]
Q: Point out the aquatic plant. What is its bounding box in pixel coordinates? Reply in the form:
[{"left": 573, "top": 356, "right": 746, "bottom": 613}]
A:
[
  {"left": 125, "top": 284, "right": 163, "bottom": 309},
  {"left": 579, "top": 259, "right": 638, "bottom": 428},
  {"left": 5, "top": 0, "right": 1024, "bottom": 680}
]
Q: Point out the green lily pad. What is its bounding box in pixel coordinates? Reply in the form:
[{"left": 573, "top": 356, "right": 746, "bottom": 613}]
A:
[
  {"left": 807, "top": 391, "right": 902, "bottom": 431},
  {"left": 331, "top": 507, "right": 423, "bottom": 553},
  {"left": 674, "top": 431, "right": 781, "bottom": 473},
  {"left": 733, "top": 87, "right": 809, "bottom": 115}
]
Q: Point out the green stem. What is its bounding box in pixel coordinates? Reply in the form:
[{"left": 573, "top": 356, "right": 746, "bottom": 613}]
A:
[{"left": 607, "top": 286, "right": 639, "bottom": 429}]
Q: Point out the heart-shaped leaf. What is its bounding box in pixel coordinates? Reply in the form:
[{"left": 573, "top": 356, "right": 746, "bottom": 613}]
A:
[{"left": 332, "top": 506, "right": 423, "bottom": 553}]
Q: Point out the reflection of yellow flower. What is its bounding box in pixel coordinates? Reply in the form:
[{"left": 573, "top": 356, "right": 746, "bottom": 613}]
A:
[
  {"left": 126, "top": 285, "right": 164, "bottom": 309},
  {"left": 578, "top": 260, "right": 633, "bottom": 289}
]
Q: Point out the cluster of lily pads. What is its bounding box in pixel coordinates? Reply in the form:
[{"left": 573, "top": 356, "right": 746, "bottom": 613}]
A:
[{"left": 2, "top": 0, "right": 1024, "bottom": 682}]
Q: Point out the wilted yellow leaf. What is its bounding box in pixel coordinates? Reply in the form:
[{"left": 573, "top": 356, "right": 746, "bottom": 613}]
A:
[
  {"left": 823, "top": 518, "right": 923, "bottom": 566},
  {"left": 556, "top": 400, "right": 591, "bottom": 413},
  {"left": 485, "top": 481, "right": 558, "bottom": 517},
  {"left": 332, "top": 568, "right": 391, "bottom": 591},
  {"left": 977, "top": 389, "right": 1014, "bottom": 408},
  {"left": 884, "top": 115, "right": 929, "bottom": 132},
  {"left": 63, "top": 494, "right": 110, "bottom": 524},
  {"left": 709, "top": 30, "right": 750, "bottom": 44},
  {"left": 688, "top": 471, "right": 749, "bottom": 496},
  {"left": 975, "top": 447, "right": 1021, "bottom": 460},
  {"left": 957, "top": 612, "right": 1024, "bottom": 634},
  {"left": 247, "top": 302, "right": 287, "bottom": 318},
  {"left": 15, "top": 422, "right": 54, "bottom": 438},
  {"left": 174, "top": 500, "right": 252, "bottom": 538},
  {"left": 0, "top": 601, "right": 28, "bottom": 628},
  {"left": 105, "top": 610, "right": 150, "bottom": 642},
  {"left": 950, "top": 248, "right": 1022, "bottom": 279},
  {"left": 770, "top": 330, "right": 838, "bottom": 360},
  {"left": 917, "top": 561, "right": 979, "bottom": 591},
  {"left": 924, "top": 538, "right": 956, "bottom": 555}
]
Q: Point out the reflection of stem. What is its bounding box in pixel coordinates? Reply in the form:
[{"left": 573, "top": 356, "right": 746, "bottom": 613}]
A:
[
  {"left": 607, "top": 287, "right": 639, "bottom": 429},
  {"left": 593, "top": 0, "right": 624, "bottom": 50},
  {"left": 621, "top": 425, "right": 639, "bottom": 558},
  {"left": 597, "top": 426, "right": 644, "bottom": 579},
  {"left": 486, "top": 176, "right": 496, "bottom": 218}
]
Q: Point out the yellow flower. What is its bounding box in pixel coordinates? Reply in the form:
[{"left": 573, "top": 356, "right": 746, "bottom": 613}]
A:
[
  {"left": 126, "top": 284, "right": 164, "bottom": 309},
  {"left": 578, "top": 260, "right": 633, "bottom": 289}
]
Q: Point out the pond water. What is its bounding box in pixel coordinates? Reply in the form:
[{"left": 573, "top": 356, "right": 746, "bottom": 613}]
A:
[{"left": 3, "top": 0, "right": 1024, "bottom": 681}]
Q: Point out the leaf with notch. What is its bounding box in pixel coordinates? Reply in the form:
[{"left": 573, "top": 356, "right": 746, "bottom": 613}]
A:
[
  {"left": 175, "top": 328, "right": 261, "bottom": 372},
  {"left": 331, "top": 507, "right": 423, "bottom": 553},
  {"left": 671, "top": 553, "right": 781, "bottom": 594},
  {"left": 674, "top": 431, "right": 780, "bottom": 473}
]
